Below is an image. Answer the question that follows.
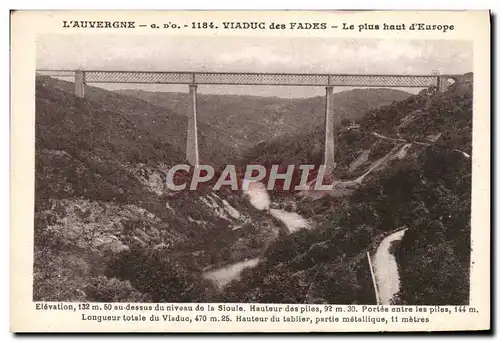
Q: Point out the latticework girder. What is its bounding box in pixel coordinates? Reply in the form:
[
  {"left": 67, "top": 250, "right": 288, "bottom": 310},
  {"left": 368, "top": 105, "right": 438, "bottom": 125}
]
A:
[{"left": 36, "top": 70, "right": 439, "bottom": 88}]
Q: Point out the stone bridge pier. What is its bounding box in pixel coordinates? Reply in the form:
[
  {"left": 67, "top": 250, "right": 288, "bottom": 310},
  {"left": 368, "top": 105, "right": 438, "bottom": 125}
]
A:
[
  {"left": 323, "top": 86, "right": 335, "bottom": 172},
  {"left": 64, "top": 70, "right": 447, "bottom": 172},
  {"left": 74, "top": 70, "right": 86, "bottom": 98},
  {"left": 437, "top": 75, "right": 458, "bottom": 93},
  {"left": 186, "top": 84, "right": 200, "bottom": 166}
]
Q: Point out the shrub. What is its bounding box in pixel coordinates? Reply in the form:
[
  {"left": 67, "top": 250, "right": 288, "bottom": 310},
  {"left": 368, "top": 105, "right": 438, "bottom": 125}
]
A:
[{"left": 84, "top": 276, "right": 150, "bottom": 302}]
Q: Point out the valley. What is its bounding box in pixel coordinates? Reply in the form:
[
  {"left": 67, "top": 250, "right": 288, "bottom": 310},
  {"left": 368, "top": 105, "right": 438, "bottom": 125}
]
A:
[{"left": 33, "top": 73, "right": 472, "bottom": 305}]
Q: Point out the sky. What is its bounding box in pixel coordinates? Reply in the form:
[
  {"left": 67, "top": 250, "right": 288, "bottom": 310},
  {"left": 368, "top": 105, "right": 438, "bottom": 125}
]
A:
[{"left": 37, "top": 35, "right": 472, "bottom": 98}]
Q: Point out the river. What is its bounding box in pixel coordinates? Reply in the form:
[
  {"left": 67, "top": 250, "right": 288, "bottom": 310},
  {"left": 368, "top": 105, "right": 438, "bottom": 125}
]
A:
[
  {"left": 202, "top": 182, "right": 310, "bottom": 289},
  {"left": 243, "top": 181, "right": 311, "bottom": 233},
  {"left": 372, "top": 228, "right": 408, "bottom": 304},
  {"left": 202, "top": 258, "right": 261, "bottom": 290}
]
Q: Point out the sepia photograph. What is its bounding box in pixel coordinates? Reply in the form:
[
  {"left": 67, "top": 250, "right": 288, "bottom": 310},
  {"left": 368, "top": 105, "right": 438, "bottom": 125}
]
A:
[{"left": 32, "top": 35, "right": 474, "bottom": 307}]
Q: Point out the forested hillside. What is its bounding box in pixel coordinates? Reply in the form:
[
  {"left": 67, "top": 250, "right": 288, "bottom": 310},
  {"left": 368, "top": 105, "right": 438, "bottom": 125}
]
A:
[
  {"left": 33, "top": 73, "right": 472, "bottom": 305},
  {"left": 117, "top": 88, "right": 411, "bottom": 148},
  {"left": 219, "top": 74, "right": 473, "bottom": 304},
  {"left": 34, "top": 76, "right": 284, "bottom": 302},
  {"left": 37, "top": 76, "right": 241, "bottom": 165}
]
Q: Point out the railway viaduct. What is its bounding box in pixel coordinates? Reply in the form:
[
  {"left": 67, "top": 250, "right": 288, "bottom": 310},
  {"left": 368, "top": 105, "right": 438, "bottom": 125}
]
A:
[{"left": 36, "top": 69, "right": 457, "bottom": 170}]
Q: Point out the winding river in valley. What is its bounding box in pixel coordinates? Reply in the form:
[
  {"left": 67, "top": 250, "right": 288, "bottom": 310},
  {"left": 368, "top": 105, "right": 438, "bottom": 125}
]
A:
[
  {"left": 202, "top": 182, "right": 408, "bottom": 304},
  {"left": 202, "top": 182, "right": 310, "bottom": 290}
]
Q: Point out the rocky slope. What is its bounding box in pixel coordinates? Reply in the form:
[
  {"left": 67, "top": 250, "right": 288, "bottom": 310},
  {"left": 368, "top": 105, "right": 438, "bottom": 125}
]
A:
[
  {"left": 34, "top": 73, "right": 472, "bottom": 305},
  {"left": 34, "top": 76, "right": 284, "bottom": 302},
  {"left": 222, "top": 74, "right": 472, "bottom": 305}
]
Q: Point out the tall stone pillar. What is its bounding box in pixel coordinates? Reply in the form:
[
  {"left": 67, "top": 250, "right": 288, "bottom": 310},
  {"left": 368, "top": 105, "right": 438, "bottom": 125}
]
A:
[
  {"left": 323, "top": 86, "right": 335, "bottom": 173},
  {"left": 74, "top": 70, "right": 85, "bottom": 98},
  {"left": 186, "top": 84, "right": 200, "bottom": 166},
  {"left": 437, "top": 76, "right": 448, "bottom": 93}
]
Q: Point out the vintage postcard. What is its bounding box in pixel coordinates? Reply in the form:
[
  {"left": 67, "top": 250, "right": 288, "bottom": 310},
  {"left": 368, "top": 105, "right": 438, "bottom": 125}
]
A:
[{"left": 10, "top": 10, "right": 490, "bottom": 332}]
